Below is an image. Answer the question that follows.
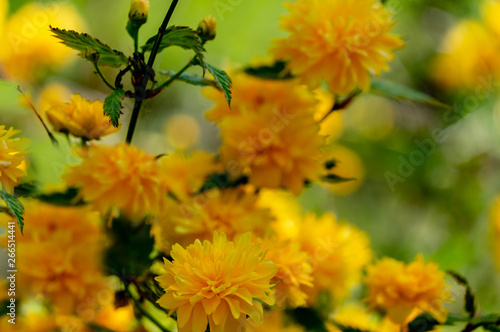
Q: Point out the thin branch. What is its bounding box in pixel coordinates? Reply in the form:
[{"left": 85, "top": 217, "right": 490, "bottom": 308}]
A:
[
  {"left": 319, "top": 89, "right": 361, "bottom": 123},
  {"left": 93, "top": 63, "right": 116, "bottom": 91},
  {"left": 151, "top": 58, "right": 194, "bottom": 93}
]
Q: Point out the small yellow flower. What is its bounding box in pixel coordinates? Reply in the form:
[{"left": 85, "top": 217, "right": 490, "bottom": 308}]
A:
[
  {"left": 205, "top": 72, "right": 325, "bottom": 195},
  {"left": 0, "top": 2, "right": 85, "bottom": 82},
  {"left": 156, "top": 232, "right": 278, "bottom": 332},
  {"left": 152, "top": 188, "right": 272, "bottom": 251},
  {"left": 263, "top": 238, "right": 313, "bottom": 308},
  {"left": 0, "top": 200, "right": 106, "bottom": 314},
  {"left": 46, "top": 94, "right": 119, "bottom": 140},
  {"left": 0, "top": 126, "right": 29, "bottom": 193},
  {"left": 271, "top": 0, "right": 404, "bottom": 94},
  {"left": 365, "top": 255, "right": 449, "bottom": 324},
  {"left": 64, "top": 143, "right": 164, "bottom": 220},
  {"left": 295, "top": 213, "right": 372, "bottom": 303}
]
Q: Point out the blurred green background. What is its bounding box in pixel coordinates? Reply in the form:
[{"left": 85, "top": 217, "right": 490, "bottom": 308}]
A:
[{"left": 1, "top": 0, "right": 499, "bottom": 313}]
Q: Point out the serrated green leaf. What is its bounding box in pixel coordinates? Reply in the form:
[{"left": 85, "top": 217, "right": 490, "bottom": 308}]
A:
[
  {"left": 0, "top": 191, "right": 25, "bottom": 234},
  {"left": 447, "top": 271, "right": 477, "bottom": 319},
  {"left": 370, "top": 78, "right": 450, "bottom": 108},
  {"left": 193, "top": 61, "right": 232, "bottom": 107},
  {"left": 50, "top": 26, "right": 128, "bottom": 68},
  {"left": 104, "top": 89, "right": 125, "bottom": 127},
  {"left": 143, "top": 26, "right": 206, "bottom": 68},
  {"left": 243, "top": 60, "right": 294, "bottom": 80},
  {"left": 407, "top": 313, "right": 440, "bottom": 332},
  {"left": 322, "top": 174, "right": 356, "bottom": 183},
  {"left": 158, "top": 70, "right": 218, "bottom": 88}
]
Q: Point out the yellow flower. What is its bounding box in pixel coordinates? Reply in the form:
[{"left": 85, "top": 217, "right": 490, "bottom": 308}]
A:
[
  {"left": 164, "top": 115, "right": 201, "bottom": 149},
  {"left": 295, "top": 213, "right": 372, "bottom": 303},
  {"left": 198, "top": 15, "right": 217, "bottom": 42},
  {"left": 158, "top": 150, "right": 222, "bottom": 201},
  {"left": 432, "top": 21, "right": 500, "bottom": 89},
  {"left": 482, "top": 0, "right": 500, "bottom": 38},
  {"left": 365, "top": 255, "right": 449, "bottom": 324},
  {"left": 46, "top": 94, "right": 119, "bottom": 140},
  {"left": 37, "top": 83, "right": 72, "bottom": 118},
  {"left": 205, "top": 72, "right": 325, "bottom": 195},
  {"left": 327, "top": 304, "right": 378, "bottom": 332},
  {"left": 323, "top": 144, "right": 365, "bottom": 196},
  {"left": 491, "top": 196, "right": 500, "bottom": 269},
  {"left": 263, "top": 238, "right": 313, "bottom": 308},
  {"left": 64, "top": 143, "right": 164, "bottom": 220},
  {"left": 258, "top": 189, "right": 303, "bottom": 240},
  {"left": 251, "top": 310, "right": 305, "bottom": 332},
  {"left": 129, "top": 0, "right": 149, "bottom": 24},
  {"left": 0, "top": 200, "right": 106, "bottom": 314},
  {"left": 0, "top": 2, "right": 85, "bottom": 82},
  {"left": 0, "top": 126, "right": 29, "bottom": 193},
  {"left": 156, "top": 232, "right": 278, "bottom": 332},
  {"left": 152, "top": 188, "right": 272, "bottom": 251},
  {"left": 271, "top": 0, "right": 404, "bottom": 94}
]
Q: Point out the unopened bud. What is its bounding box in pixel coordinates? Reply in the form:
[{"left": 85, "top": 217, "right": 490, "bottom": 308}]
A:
[
  {"left": 129, "top": 0, "right": 149, "bottom": 26},
  {"left": 84, "top": 47, "right": 100, "bottom": 63},
  {"left": 197, "top": 15, "right": 217, "bottom": 43}
]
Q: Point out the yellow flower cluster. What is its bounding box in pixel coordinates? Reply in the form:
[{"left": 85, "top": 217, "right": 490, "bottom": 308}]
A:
[
  {"left": 365, "top": 255, "right": 449, "bottom": 324},
  {"left": 0, "top": 126, "right": 29, "bottom": 193},
  {"left": 271, "top": 0, "right": 404, "bottom": 94},
  {"left": 46, "top": 94, "right": 119, "bottom": 140},
  {"left": 204, "top": 72, "right": 325, "bottom": 195},
  {"left": 64, "top": 143, "right": 164, "bottom": 220},
  {"left": 0, "top": 2, "right": 85, "bottom": 82},
  {"left": 156, "top": 232, "right": 277, "bottom": 332},
  {"left": 432, "top": 0, "right": 500, "bottom": 89},
  {"left": 0, "top": 200, "right": 106, "bottom": 314}
]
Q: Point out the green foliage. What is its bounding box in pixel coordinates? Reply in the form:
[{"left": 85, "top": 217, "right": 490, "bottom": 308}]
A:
[
  {"left": 50, "top": 27, "right": 128, "bottom": 68},
  {"left": 447, "top": 270, "right": 477, "bottom": 318},
  {"left": 286, "top": 307, "right": 329, "bottom": 332},
  {"left": 243, "top": 60, "right": 294, "bottom": 80},
  {"left": 407, "top": 313, "right": 441, "bottom": 332},
  {"left": 192, "top": 60, "right": 232, "bottom": 107},
  {"left": 369, "top": 78, "right": 449, "bottom": 108},
  {"left": 0, "top": 190, "right": 25, "bottom": 234},
  {"left": 143, "top": 26, "right": 205, "bottom": 68},
  {"left": 105, "top": 217, "right": 155, "bottom": 278},
  {"left": 36, "top": 188, "right": 84, "bottom": 206},
  {"left": 104, "top": 89, "right": 125, "bottom": 127}
]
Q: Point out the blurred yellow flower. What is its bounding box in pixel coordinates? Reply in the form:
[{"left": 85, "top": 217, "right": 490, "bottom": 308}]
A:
[
  {"left": 205, "top": 73, "right": 325, "bottom": 195},
  {"left": 314, "top": 90, "right": 343, "bottom": 142},
  {"left": 0, "top": 126, "right": 29, "bottom": 193},
  {"left": 37, "top": 83, "right": 73, "bottom": 118},
  {"left": 345, "top": 95, "right": 395, "bottom": 140},
  {"left": 327, "top": 304, "right": 378, "bottom": 332},
  {"left": 482, "top": 0, "right": 500, "bottom": 38},
  {"left": 64, "top": 143, "right": 164, "bottom": 220},
  {"left": 158, "top": 150, "right": 221, "bottom": 200},
  {"left": 156, "top": 232, "right": 278, "bottom": 332},
  {"left": 365, "top": 255, "right": 449, "bottom": 324},
  {"left": 164, "top": 114, "right": 201, "bottom": 149},
  {"left": 152, "top": 188, "right": 272, "bottom": 251},
  {"left": 323, "top": 144, "right": 365, "bottom": 196},
  {"left": 0, "top": 200, "right": 106, "bottom": 314},
  {"left": 0, "top": 0, "right": 7, "bottom": 40},
  {"left": 491, "top": 196, "right": 500, "bottom": 269},
  {"left": 251, "top": 310, "right": 305, "bottom": 332},
  {"left": 0, "top": 2, "right": 85, "bottom": 82},
  {"left": 271, "top": 0, "right": 404, "bottom": 94},
  {"left": 46, "top": 94, "right": 119, "bottom": 140},
  {"left": 296, "top": 213, "right": 372, "bottom": 303},
  {"left": 258, "top": 189, "right": 303, "bottom": 240},
  {"left": 263, "top": 238, "right": 313, "bottom": 308},
  {"left": 432, "top": 21, "right": 500, "bottom": 89}
]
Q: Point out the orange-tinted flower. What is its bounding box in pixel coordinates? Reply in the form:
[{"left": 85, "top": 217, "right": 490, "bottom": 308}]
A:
[
  {"left": 0, "top": 126, "right": 29, "bottom": 193},
  {"left": 156, "top": 232, "right": 277, "bottom": 332},
  {"left": 271, "top": 0, "right": 404, "bottom": 94}
]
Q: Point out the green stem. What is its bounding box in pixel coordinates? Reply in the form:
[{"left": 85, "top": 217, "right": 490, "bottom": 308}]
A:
[
  {"left": 93, "top": 63, "right": 116, "bottom": 91},
  {"left": 125, "top": 0, "right": 179, "bottom": 144},
  {"left": 319, "top": 89, "right": 361, "bottom": 123},
  {"left": 152, "top": 59, "right": 193, "bottom": 92},
  {"left": 124, "top": 283, "right": 171, "bottom": 332}
]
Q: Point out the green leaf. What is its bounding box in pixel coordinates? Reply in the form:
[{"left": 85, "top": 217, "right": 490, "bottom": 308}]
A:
[
  {"left": 407, "top": 313, "right": 440, "bottom": 332},
  {"left": 50, "top": 26, "right": 128, "bottom": 68},
  {"left": 243, "top": 60, "right": 294, "bottom": 80},
  {"left": 193, "top": 60, "right": 232, "bottom": 107},
  {"left": 36, "top": 188, "right": 84, "bottom": 206},
  {"left": 322, "top": 174, "right": 356, "bottom": 183},
  {"left": 447, "top": 271, "right": 477, "bottom": 318},
  {"left": 286, "top": 307, "right": 328, "bottom": 332},
  {"left": 158, "top": 71, "right": 218, "bottom": 88},
  {"left": 198, "top": 173, "right": 248, "bottom": 194},
  {"left": 104, "top": 89, "right": 125, "bottom": 127},
  {"left": 143, "top": 26, "right": 205, "bottom": 68},
  {"left": 0, "top": 191, "right": 25, "bottom": 234},
  {"left": 369, "top": 78, "right": 450, "bottom": 108}
]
